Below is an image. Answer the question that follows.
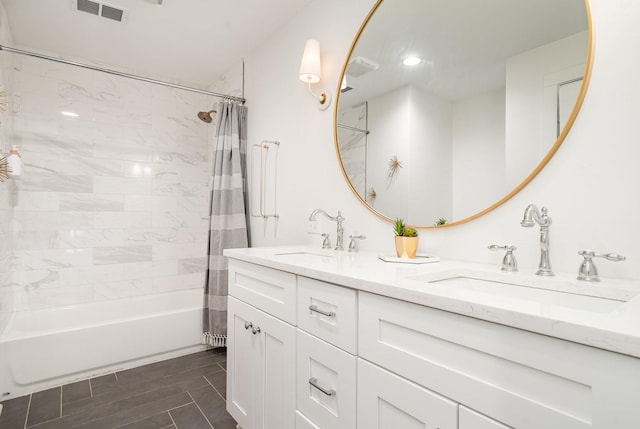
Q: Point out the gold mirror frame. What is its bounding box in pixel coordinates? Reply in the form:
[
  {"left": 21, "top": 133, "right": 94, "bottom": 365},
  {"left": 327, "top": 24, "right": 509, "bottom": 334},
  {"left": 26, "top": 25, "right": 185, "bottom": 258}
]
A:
[{"left": 334, "top": 0, "right": 594, "bottom": 229}]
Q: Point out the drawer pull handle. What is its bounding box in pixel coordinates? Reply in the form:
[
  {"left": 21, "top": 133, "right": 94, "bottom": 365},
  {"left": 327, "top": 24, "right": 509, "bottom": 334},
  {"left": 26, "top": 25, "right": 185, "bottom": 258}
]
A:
[
  {"left": 308, "top": 377, "right": 336, "bottom": 397},
  {"left": 244, "top": 321, "right": 253, "bottom": 330},
  {"left": 251, "top": 326, "right": 261, "bottom": 335},
  {"left": 309, "top": 305, "right": 336, "bottom": 318}
]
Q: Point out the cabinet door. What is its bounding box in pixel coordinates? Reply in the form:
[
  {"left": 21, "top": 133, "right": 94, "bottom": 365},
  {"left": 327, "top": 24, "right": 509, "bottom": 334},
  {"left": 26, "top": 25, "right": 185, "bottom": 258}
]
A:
[
  {"left": 227, "top": 296, "right": 258, "bottom": 429},
  {"left": 357, "top": 359, "right": 457, "bottom": 429},
  {"left": 459, "top": 406, "right": 510, "bottom": 429},
  {"left": 254, "top": 304, "right": 296, "bottom": 429},
  {"left": 227, "top": 296, "right": 296, "bottom": 429}
]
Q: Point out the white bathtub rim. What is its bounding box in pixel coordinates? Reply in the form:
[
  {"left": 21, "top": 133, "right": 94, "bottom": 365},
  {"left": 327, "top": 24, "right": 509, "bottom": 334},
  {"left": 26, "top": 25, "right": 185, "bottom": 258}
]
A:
[
  {"left": 1, "top": 288, "right": 204, "bottom": 342},
  {"left": 0, "top": 344, "right": 210, "bottom": 400}
]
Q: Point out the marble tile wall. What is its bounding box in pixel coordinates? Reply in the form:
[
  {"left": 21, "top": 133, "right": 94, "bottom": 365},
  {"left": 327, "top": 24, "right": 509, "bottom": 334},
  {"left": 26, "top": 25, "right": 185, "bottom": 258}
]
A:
[
  {"left": 6, "top": 54, "right": 218, "bottom": 311},
  {"left": 337, "top": 102, "right": 368, "bottom": 198},
  {"left": 0, "top": 1, "right": 14, "bottom": 335}
]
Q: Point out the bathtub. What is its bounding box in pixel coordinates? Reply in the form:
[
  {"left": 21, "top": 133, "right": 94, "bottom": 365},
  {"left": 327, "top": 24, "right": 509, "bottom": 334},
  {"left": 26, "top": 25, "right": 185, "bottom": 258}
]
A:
[{"left": 0, "top": 289, "right": 207, "bottom": 400}]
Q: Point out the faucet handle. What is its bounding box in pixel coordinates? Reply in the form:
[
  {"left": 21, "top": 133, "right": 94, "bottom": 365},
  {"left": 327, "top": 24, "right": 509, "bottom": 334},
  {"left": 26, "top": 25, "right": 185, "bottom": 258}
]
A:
[
  {"left": 577, "top": 250, "right": 626, "bottom": 282},
  {"left": 488, "top": 244, "right": 518, "bottom": 272},
  {"left": 348, "top": 235, "right": 366, "bottom": 252},
  {"left": 321, "top": 233, "right": 331, "bottom": 249}
]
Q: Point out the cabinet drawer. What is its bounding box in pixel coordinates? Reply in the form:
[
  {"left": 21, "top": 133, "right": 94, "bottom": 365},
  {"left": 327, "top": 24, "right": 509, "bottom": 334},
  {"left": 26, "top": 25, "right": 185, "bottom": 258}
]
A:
[
  {"left": 296, "top": 330, "right": 356, "bottom": 429},
  {"left": 459, "top": 406, "right": 510, "bottom": 429},
  {"left": 357, "top": 358, "right": 457, "bottom": 429},
  {"left": 359, "top": 292, "right": 593, "bottom": 429},
  {"left": 297, "top": 277, "right": 357, "bottom": 353},
  {"left": 295, "top": 411, "right": 320, "bottom": 429},
  {"left": 228, "top": 259, "right": 297, "bottom": 324}
]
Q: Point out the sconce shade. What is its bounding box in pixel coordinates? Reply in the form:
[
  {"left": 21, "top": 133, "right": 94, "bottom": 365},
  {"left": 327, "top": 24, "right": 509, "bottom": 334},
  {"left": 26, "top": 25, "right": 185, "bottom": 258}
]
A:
[{"left": 299, "top": 39, "right": 322, "bottom": 83}]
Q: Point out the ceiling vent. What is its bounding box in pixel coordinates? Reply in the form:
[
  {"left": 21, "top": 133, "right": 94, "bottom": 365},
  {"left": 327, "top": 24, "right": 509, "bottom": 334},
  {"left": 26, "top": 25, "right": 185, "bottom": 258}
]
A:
[
  {"left": 74, "top": 0, "right": 127, "bottom": 23},
  {"left": 347, "top": 56, "right": 380, "bottom": 78}
]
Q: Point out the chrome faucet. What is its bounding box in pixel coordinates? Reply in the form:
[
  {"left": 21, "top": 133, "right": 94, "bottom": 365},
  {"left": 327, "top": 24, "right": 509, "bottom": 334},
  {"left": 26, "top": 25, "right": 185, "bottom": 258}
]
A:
[
  {"left": 577, "top": 250, "right": 626, "bottom": 282},
  {"left": 348, "top": 235, "right": 366, "bottom": 252},
  {"left": 521, "top": 204, "right": 554, "bottom": 276},
  {"left": 488, "top": 244, "right": 518, "bottom": 272},
  {"left": 309, "top": 209, "right": 346, "bottom": 251}
]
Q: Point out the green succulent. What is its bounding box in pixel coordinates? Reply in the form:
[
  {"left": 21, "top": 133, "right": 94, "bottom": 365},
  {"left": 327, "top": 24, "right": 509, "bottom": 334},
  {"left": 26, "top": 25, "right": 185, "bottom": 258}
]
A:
[
  {"left": 393, "top": 218, "right": 405, "bottom": 236},
  {"left": 435, "top": 217, "right": 447, "bottom": 226},
  {"left": 403, "top": 227, "right": 418, "bottom": 237},
  {"left": 393, "top": 218, "right": 418, "bottom": 237}
]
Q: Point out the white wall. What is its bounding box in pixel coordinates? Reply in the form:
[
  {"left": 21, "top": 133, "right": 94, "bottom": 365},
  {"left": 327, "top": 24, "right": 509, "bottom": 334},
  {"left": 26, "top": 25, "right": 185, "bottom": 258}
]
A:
[
  {"left": 452, "top": 88, "right": 505, "bottom": 220},
  {"left": 407, "top": 85, "right": 453, "bottom": 225},
  {"left": 246, "top": 0, "right": 640, "bottom": 281},
  {"left": 505, "top": 31, "right": 588, "bottom": 189},
  {"left": 367, "top": 85, "right": 411, "bottom": 220}
]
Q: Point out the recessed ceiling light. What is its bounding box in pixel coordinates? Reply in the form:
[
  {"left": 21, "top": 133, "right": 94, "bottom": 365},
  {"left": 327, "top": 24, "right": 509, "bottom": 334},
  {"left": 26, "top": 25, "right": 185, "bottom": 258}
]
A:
[
  {"left": 61, "top": 111, "right": 79, "bottom": 118},
  {"left": 402, "top": 56, "right": 422, "bottom": 66}
]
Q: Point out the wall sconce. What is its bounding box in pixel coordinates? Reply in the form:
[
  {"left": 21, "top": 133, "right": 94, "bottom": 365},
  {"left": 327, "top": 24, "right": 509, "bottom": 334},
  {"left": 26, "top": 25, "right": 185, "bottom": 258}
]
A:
[{"left": 299, "top": 39, "right": 332, "bottom": 111}]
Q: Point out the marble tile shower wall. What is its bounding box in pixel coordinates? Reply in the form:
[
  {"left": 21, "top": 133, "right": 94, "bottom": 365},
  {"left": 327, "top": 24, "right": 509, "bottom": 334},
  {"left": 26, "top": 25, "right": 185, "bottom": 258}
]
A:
[
  {"left": 0, "top": 1, "right": 14, "bottom": 335},
  {"left": 337, "top": 103, "right": 367, "bottom": 197},
  {"left": 4, "top": 55, "right": 214, "bottom": 311}
]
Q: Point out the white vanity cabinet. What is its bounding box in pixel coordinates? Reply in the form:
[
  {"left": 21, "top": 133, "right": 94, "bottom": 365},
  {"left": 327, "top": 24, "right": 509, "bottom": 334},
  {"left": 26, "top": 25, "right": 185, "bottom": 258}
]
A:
[
  {"left": 227, "top": 260, "right": 297, "bottom": 429},
  {"left": 359, "top": 291, "right": 640, "bottom": 429},
  {"left": 225, "top": 253, "right": 640, "bottom": 429}
]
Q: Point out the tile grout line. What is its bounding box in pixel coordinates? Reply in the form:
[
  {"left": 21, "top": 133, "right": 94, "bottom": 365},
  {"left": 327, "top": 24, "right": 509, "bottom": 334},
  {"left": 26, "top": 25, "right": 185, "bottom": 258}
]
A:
[
  {"left": 166, "top": 402, "right": 195, "bottom": 412},
  {"left": 166, "top": 401, "right": 194, "bottom": 429},
  {"left": 204, "top": 375, "right": 226, "bottom": 403},
  {"left": 187, "top": 391, "right": 214, "bottom": 429},
  {"left": 23, "top": 394, "right": 32, "bottom": 429},
  {"left": 59, "top": 386, "right": 62, "bottom": 423},
  {"left": 113, "top": 411, "right": 170, "bottom": 429},
  {"left": 67, "top": 394, "right": 196, "bottom": 429}
]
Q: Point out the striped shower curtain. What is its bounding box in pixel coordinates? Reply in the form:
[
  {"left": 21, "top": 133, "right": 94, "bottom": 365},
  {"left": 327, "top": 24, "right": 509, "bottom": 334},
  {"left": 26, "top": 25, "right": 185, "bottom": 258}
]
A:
[{"left": 203, "top": 101, "right": 249, "bottom": 348}]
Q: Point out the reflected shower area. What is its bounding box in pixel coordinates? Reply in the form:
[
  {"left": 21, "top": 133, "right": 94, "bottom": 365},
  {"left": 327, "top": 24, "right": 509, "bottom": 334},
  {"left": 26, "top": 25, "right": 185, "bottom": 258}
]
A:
[{"left": 335, "top": 0, "right": 591, "bottom": 227}]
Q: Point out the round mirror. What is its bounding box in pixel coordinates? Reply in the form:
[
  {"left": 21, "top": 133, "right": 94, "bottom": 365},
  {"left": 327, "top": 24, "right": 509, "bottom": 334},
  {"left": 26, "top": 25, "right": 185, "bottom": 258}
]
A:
[{"left": 335, "top": 0, "right": 593, "bottom": 227}]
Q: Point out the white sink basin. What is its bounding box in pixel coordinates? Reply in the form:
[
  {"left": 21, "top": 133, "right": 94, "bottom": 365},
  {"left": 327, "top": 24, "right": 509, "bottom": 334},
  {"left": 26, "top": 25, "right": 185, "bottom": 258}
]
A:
[{"left": 408, "top": 270, "right": 638, "bottom": 314}]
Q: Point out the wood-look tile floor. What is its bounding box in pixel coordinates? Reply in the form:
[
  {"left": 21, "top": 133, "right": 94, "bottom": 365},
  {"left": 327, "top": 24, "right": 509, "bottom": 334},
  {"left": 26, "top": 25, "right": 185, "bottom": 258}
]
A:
[{"left": 0, "top": 348, "right": 236, "bottom": 429}]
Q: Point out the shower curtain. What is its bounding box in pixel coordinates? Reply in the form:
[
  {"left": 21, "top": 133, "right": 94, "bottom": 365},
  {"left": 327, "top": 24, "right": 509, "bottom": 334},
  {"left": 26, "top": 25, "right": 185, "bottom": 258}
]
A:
[{"left": 203, "top": 101, "right": 249, "bottom": 348}]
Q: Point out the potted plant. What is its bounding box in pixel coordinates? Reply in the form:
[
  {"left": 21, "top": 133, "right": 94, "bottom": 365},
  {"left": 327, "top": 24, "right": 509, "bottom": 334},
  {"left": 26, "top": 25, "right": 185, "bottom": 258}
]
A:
[
  {"left": 393, "top": 218, "right": 419, "bottom": 258},
  {"left": 435, "top": 217, "right": 447, "bottom": 226}
]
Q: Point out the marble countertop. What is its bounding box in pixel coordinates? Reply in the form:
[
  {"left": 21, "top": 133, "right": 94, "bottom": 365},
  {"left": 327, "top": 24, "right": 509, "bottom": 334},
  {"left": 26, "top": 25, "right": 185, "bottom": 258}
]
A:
[{"left": 224, "top": 245, "right": 640, "bottom": 359}]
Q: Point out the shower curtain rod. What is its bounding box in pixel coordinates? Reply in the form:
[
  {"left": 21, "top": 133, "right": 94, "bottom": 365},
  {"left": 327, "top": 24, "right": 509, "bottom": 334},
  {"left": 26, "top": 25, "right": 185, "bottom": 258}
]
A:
[{"left": 0, "top": 45, "right": 246, "bottom": 103}]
